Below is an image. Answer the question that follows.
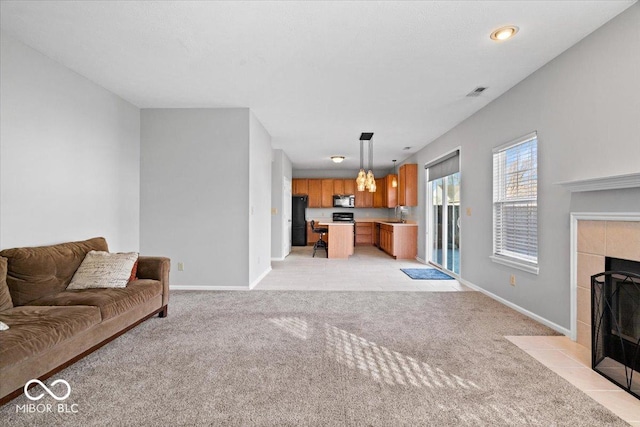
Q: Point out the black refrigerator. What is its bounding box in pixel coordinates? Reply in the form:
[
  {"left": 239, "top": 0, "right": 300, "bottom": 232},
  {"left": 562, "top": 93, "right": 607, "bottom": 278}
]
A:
[{"left": 291, "top": 195, "right": 308, "bottom": 246}]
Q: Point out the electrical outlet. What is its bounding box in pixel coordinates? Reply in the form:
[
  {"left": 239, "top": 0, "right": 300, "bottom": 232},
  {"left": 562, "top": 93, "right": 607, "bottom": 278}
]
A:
[
  {"left": 466, "top": 207, "right": 472, "bottom": 216},
  {"left": 510, "top": 274, "right": 516, "bottom": 286},
  {"left": 178, "top": 262, "right": 184, "bottom": 272}
]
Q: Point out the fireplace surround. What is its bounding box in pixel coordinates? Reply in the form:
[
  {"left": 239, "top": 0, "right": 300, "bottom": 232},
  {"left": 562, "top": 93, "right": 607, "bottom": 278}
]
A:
[{"left": 571, "top": 214, "right": 640, "bottom": 396}]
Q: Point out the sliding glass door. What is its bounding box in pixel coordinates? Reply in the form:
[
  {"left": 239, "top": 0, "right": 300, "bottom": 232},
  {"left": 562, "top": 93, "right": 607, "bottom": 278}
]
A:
[
  {"left": 427, "top": 150, "right": 460, "bottom": 276},
  {"left": 430, "top": 173, "right": 460, "bottom": 274}
]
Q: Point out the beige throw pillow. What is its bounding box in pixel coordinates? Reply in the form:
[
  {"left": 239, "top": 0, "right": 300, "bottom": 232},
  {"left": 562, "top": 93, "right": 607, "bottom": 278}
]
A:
[{"left": 67, "top": 251, "right": 139, "bottom": 290}]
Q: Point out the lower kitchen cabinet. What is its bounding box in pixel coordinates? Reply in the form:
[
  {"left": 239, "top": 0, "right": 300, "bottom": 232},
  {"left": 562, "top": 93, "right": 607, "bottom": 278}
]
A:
[
  {"left": 379, "top": 224, "right": 417, "bottom": 259},
  {"left": 355, "top": 222, "right": 373, "bottom": 246}
]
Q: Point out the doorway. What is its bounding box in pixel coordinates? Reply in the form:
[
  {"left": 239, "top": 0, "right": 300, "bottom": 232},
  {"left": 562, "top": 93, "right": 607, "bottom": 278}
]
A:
[
  {"left": 283, "top": 178, "right": 292, "bottom": 257},
  {"left": 426, "top": 150, "right": 460, "bottom": 276}
]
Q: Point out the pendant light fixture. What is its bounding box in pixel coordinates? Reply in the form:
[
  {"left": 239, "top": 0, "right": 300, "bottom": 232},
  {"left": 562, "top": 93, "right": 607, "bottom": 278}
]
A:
[
  {"left": 356, "top": 133, "right": 376, "bottom": 192},
  {"left": 356, "top": 139, "right": 366, "bottom": 191},
  {"left": 391, "top": 160, "right": 398, "bottom": 187}
]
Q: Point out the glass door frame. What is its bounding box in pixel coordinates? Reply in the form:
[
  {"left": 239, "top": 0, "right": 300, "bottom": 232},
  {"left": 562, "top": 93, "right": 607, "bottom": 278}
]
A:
[{"left": 425, "top": 148, "right": 461, "bottom": 277}]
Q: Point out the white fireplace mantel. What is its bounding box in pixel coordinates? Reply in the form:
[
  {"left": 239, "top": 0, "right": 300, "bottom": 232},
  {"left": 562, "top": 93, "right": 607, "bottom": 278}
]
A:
[{"left": 557, "top": 172, "right": 640, "bottom": 193}]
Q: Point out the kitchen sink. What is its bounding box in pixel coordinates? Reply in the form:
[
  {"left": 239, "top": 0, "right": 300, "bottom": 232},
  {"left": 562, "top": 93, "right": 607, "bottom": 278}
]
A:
[{"left": 384, "top": 219, "right": 406, "bottom": 223}]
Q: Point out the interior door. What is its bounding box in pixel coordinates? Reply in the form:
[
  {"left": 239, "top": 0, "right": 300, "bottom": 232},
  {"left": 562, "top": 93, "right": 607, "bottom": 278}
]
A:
[{"left": 284, "top": 178, "right": 292, "bottom": 256}]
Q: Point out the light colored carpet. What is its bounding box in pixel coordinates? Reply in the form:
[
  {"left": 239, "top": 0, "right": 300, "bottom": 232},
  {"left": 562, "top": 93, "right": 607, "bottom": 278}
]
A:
[{"left": 1, "top": 291, "right": 626, "bottom": 426}]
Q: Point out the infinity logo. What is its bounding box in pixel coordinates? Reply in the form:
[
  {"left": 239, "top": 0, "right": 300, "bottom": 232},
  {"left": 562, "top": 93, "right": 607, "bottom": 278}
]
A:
[{"left": 24, "top": 379, "right": 71, "bottom": 401}]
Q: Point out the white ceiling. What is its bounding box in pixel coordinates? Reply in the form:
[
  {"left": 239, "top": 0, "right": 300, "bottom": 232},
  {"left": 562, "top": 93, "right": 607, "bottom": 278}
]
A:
[{"left": 1, "top": 1, "right": 635, "bottom": 170}]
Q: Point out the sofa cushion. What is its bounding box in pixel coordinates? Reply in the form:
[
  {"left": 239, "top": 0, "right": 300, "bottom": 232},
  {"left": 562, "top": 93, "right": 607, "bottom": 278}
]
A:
[
  {"left": 67, "top": 251, "right": 138, "bottom": 290},
  {"left": 0, "top": 237, "right": 108, "bottom": 306},
  {"left": 0, "top": 257, "right": 13, "bottom": 311},
  {"left": 0, "top": 305, "right": 101, "bottom": 369},
  {"left": 28, "top": 279, "right": 162, "bottom": 321}
]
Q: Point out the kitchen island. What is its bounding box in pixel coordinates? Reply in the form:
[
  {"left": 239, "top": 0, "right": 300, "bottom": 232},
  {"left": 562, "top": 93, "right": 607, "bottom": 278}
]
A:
[{"left": 318, "top": 221, "right": 354, "bottom": 259}]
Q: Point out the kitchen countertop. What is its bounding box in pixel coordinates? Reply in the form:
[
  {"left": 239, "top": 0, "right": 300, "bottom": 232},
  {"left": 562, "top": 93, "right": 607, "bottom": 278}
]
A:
[
  {"left": 310, "top": 218, "right": 417, "bottom": 226},
  {"left": 316, "top": 221, "right": 354, "bottom": 226},
  {"left": 354, "top": 218, "right": 417, "bottom": 226}
]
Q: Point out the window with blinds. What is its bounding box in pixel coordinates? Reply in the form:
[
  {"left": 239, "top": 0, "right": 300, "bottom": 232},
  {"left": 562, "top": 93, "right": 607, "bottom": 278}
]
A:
[{"left": 492, "top": 132, "right": 538, "bottom": 273}]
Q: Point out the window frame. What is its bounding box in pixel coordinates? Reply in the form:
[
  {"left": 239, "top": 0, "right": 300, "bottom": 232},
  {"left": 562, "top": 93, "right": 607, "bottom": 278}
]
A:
[{"left": 491, "top": 131, "right": 539, "bottom": 275}]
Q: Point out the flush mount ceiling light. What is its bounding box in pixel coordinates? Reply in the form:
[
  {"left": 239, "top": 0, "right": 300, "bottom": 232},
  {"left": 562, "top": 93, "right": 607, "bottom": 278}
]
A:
[
  {"left": 331, "top": 156, "right": 345, "bottom": 163},
  {"left": 490, "top": 25, "right": 519, "bottom": 41}
]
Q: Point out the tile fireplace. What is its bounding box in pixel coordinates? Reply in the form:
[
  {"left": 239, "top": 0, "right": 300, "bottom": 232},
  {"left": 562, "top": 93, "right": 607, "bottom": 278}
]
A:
[{"left": 572, "top": 215, "right": 640, "bottom": 396}]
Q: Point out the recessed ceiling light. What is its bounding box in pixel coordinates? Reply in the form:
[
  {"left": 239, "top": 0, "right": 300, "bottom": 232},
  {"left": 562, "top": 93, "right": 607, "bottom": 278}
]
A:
[
  {"left": 331, "top": 156, "right": 345, "bottom": 163},
  {"left": 490, "top": 26, "right": 519, "bottom": 41}
]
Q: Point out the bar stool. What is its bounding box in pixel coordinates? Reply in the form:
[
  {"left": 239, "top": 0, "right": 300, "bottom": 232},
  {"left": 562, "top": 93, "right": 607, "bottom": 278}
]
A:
[{"left": 310, "top": 220, "right": 328, "bottom": 257}]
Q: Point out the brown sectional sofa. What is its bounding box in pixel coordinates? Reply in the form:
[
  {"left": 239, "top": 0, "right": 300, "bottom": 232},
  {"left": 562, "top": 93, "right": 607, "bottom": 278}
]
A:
[{"left": 0, "top": 237, "right": 170, "bottom": 405}]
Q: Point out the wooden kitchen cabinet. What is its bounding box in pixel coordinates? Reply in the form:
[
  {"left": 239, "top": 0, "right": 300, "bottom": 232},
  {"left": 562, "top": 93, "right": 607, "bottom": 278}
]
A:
[
  {"left": 343, "top": 179, "right": 356, "bottom": 195},
  {"left": 292, "top": 178, "right": 308, "bottom": 195},
  {"left": 333, "top": 179, "right": 344, "bottom": 195},
  {"left": 373, "top": 176, "right": 386, "bottom": 208},
  {"left": 399, "top": 164, "right": 418, "bottom": 207},
  {"left": 379, "top": 224, "right": 393, "bottom": 254},
  {"left": 355, "top": 222, "right": 373, "bottom": 246},
  {"left": 307, "top": 179, "right": 322, "bottom": 208},
  {"left": 379, "top": 223, "right": 417, "bottom": 259},
  {"left": 386, "top": 174, "right": 398, "bottom": 207},
  {"left": 321, "top": 179, "right": 334, "bottom": 207},
  {"left": 355, "top": 189, "right": 373, "bottom": 208}
]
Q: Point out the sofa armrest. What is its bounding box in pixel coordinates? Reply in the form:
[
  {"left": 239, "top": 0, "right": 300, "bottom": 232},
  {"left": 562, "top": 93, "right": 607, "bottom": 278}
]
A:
[{"left": 137, "top": 256, "right": 170, "bottom": 308}]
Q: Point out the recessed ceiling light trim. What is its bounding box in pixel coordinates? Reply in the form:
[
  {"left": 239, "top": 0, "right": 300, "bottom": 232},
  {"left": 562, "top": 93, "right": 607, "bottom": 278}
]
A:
[
  {"left": 331, "top": 155, "right": 345, "bottom": 163},
  {"left": 490, "top": 25, "right": 519, "bottom": 41}
]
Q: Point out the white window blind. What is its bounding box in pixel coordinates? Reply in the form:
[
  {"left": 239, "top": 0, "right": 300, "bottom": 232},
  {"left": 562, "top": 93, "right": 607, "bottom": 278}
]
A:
[{"left": 492, "top": 132, "right": 538, "bottom": 271}]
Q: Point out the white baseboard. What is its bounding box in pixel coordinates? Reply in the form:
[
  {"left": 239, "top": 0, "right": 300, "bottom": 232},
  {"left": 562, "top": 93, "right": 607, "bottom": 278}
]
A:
[
  {"left": 457, "top": 277, "right": 571, "bottom": 337},
  {"left": 249, "top": 266, "right": 272, "bottom": 289},
  {"left": 271, "top": 256, "right": 286, "bottom": 261},
  {"left": 170, "top": 267, "right": 272, "bottom": 291},
  {"left": 170, "top": 285, "right": 250, "bottom": 291}
]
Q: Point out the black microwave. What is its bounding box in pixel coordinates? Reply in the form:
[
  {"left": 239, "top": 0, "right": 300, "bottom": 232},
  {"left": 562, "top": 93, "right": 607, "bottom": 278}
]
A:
[{"left": 333, "top": 195, "right": 355, "bottom": 208}]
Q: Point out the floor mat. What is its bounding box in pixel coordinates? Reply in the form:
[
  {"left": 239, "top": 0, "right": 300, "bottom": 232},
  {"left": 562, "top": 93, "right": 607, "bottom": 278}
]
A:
[{"left": 401, "top": 268, "right": 454, "bottom": 280}]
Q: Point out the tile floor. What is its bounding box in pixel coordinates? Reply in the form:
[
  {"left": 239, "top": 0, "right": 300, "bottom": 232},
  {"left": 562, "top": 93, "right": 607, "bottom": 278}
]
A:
[
  {"left": 257, "top": 246, "right": 639, "bottom": 422},
  {"left": 507, "top": 335, "right": 640, "bottom": 425},
  {"left": 256, "top": 245, "right": 472, "bottom": 291}
]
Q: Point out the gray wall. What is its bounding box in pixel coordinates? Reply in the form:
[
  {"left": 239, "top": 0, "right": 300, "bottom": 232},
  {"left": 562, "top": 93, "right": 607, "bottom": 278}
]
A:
[
  {"left": 411, "top": 3, "right": 640, "bottom": 330},
  {"left": 248, "top": 112, "right": 273, "bottom": 284},
  {"left": 140, "top": 108, "right": 252, "bottom": 287},
  {"left": 0, "top": 32, "right": 140, "bottom": 251},
  {"left": 271, "top": 149, "right": 292, "bottom": 260}
]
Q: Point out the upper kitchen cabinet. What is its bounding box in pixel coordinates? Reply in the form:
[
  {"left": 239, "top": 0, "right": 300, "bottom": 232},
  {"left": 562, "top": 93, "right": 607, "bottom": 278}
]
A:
[
  {"left": 333, "top": 179, "right": 344, "bottom": 195},
  {"left": 355, "top": 188, "right": 373, "bottom": 208},
  {"left": 307, "top": 179, "right": 322, "bottom": 207},
  {"left": 343, "top": 179, "right": 356, "bottom": 195},
  {"left": 373, "top": 176, "right": 386, "bottom": 208},
  {"left": 398, "top": 164, "right": 418, "bottom": 207},
  {"left": 292, "top": 178, "right": 308, "bottom": 195},
  {"left": 321, "top": 179, "right": 334, "bottom": 207},
  {"left": 386, "top": 174, "right": 398, "bottom": 207}
]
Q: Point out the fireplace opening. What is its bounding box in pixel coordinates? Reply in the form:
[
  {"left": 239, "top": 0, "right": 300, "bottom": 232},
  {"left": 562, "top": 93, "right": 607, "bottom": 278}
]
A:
[{"left": 591, "top": 257, "right": 640, "bottom": 399}]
